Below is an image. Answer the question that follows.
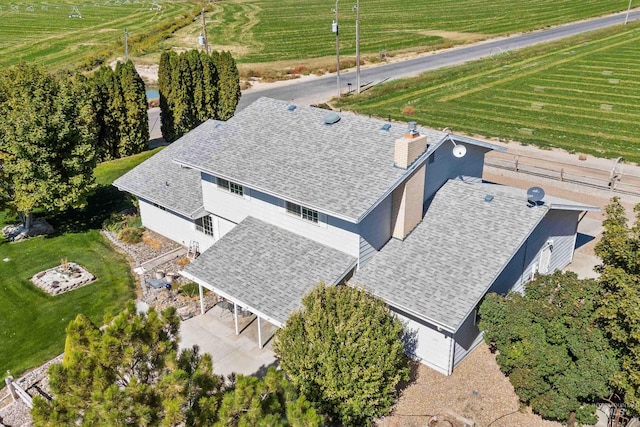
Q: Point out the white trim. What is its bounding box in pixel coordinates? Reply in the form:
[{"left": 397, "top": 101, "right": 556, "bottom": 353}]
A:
[{"left": 180, "top": 270, "right": 284, "bottom": 328}]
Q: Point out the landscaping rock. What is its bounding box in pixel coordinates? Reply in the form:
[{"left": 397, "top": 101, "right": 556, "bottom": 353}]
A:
[{"left": 2, "top": 219, "right": 54, "bottom": 242}]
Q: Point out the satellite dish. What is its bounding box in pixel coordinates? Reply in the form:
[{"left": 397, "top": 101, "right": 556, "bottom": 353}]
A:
[
  {"left": 452, "top": 144, "right": 467, "bottom": 158},
  {"left": 527, "top": 186, "right": 545, "bottom": 203}
]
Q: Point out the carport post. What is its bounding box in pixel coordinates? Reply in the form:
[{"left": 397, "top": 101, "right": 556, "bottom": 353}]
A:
[
  {"left": 257, "top": 316, "right": 263, "bottom": 349},
  {"left": 198, "top": 284, "right": 204, "bottom": 315},
  {"left": 234, "top": 303, "right": 239, "bottom": 335}
]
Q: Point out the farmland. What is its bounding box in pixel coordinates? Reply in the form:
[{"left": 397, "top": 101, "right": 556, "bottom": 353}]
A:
[
  {"left": 0, "top": 1, "right": 635, "bottom": 71},
  {"left": 176, "top": 0, "right": 635, "bottom": 64},
  {"left": 335, "top": 23, "right": 640, "bottom": 163},
  {"left": 0, "top": 0, "right": 199, "bottom": 71}
]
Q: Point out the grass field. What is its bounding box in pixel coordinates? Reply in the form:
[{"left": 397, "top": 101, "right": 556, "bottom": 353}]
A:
[
  {"left": 0, "top": 0, "right": 199, "bottom": 70},
  {"left": 335, "top": 23, "right": 640, "bottom": 163},
  {"left": 0, "top": 149, "right": 159, "bottom": 377},
  {"left": 2, "top": 1, "right": 633, "bottom": 71},
  {"left": 175, "top": 0, "right": 637, "bottom": 64}
]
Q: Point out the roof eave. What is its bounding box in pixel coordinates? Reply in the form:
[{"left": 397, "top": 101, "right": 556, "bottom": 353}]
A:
[
  {"left": 548, "top": 203, "right": 600, "bottom": 212},
  {"left": 112, "top": 182, "right": 204, "bottom": 219},
  {"left": 171, "top": 158, "right": 361, "bottom": 223}
]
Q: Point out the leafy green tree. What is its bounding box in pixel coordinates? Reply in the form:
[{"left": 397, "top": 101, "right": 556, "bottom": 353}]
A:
[
  {"left": 274, "top": 284, "right": 409, "bottom": 426},
  {"left": 0, "top": 63, "right": 98, "bottom": 229},
  {"left": 31, "top": 303, "right": 225, "bottom": 426},
  {"left": 479, "top": 271, "right": 619, "bottom": 424},
  {"left": 215, "top": 367, "right": 322, "bottom": 427},
  {"left": 595, "top": 198, "right": 640, "bottom": 412}
]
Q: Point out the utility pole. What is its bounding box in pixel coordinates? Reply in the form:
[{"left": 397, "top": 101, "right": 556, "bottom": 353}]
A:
[
  {"left": 332, "top": 0, "right": 340, "bottom": 97},
  {"left": 201, "top": 8, "right": 210, "bottom": 54},
  {"left": 625, "top": 0, "right": 632, "bottom": 25},
  {"left": 124, "top": 28, "right": 128, "bottom": 62},
  {"left": 353, "top": 0, "right": 360, "bottom": 93}
]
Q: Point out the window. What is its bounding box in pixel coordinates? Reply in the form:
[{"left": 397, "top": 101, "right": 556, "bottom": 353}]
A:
[
  {"left": 286, "top": 201, "right": 318, "bottom": 223},
  {"left": 217, "top": 177, "right": 243, "bottom": 196},
  {"left": 196, "top": 216, "right": 214, "bottom": 236}
]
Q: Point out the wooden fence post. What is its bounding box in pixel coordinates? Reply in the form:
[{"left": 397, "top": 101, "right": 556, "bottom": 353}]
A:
[{"left": 5, "top": 375, "right": 18, "bottom": 402}]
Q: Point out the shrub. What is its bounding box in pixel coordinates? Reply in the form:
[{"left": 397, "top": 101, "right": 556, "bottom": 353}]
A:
[
  {"left": 401, "top": 105, "right": 416, "bottom": 115},
  {"left": 180, "top": 282, "right": 201, "bottom": 298},
  {"left": 176, "top": 257, "right": 191, "bottom": 267},
  {"left": 102, "top": 212, "right": 127, "bottom": 232},
  {"left": 118, "top": 227, "right": 144, "bottom": 244},
  {"left": 275, "top": 284, "right": 409, "bottom": 426}
]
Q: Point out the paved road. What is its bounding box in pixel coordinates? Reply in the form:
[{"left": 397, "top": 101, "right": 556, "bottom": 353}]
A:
[{"left": 237, "top": 9, "right": 640, "bottom": 111}]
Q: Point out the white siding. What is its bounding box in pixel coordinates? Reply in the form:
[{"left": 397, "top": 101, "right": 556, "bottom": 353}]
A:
[
  {"left": 139, "top": 199, "right": 215, "bottom": 250},
  {"left": 490, "top": 209, "right": 580, "bottom": 295},
  {"left": 423, "top": 143, "right": 488, "bottom": 205},
  {"left": 201, "top": 173, "right": 360, "bottom": 257},
  {"left": 394, "top": 309, "right": 453, "bottom": 376},
  {"left": 453, "top": 311, "right": 483, "bottom": 367}
]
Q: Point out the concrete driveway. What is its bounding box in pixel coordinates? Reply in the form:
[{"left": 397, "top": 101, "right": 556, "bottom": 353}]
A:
[{"left": 179, "top": 304, "right": 278, "bottom": 379}]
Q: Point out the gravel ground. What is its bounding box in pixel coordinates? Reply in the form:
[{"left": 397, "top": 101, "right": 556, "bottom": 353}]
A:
[{"left": 378, "top": 343, "right": 561, "bottom": 427}]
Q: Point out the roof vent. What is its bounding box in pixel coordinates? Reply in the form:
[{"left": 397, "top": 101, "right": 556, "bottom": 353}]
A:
[
  {"left": 484, "top": 194, "right": 494, "bottom": 202},
  {"left": 406, "top": 121, "right": 419, "bottom": 138},
  {"left": 323, "top": 112, "right": 341, "bottom": 125},
  {"left": 380, "top": 123, "right": 392, "bottom": 131},
  {"left": 287, "top": 104, "right": 297, "bottom": 112}
]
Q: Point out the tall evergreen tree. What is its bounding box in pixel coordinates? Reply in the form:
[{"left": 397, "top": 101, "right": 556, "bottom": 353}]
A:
[
  {"left": 158, "top": 49, "right": 239, "bottom": 142},
  {"left": 158, "top": 51, "right": 176, "bottom": 143},
  {"left": 215, "top": 51, "right": 241, "bottom": 120},
  {"left": 116, "top": 61, "right": 149, "bottom": 157},
  {"left": 0, "top": 63, "right": 98, "bottom": 228}
]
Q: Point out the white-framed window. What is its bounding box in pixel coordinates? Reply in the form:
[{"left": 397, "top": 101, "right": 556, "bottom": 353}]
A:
[
  {"left": 195, "top": 216, "right": 214, "bottom": 236},
  {"left": 285, "top": 201, "right": 318, "bottom": 223},
  {"left": 217, "top": 178, "right": 244, "bottom": 196}
]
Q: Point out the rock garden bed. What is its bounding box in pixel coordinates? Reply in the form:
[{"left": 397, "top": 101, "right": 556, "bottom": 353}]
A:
[{"left": 31, "top": 260, "right": 95, "bottom": 296}]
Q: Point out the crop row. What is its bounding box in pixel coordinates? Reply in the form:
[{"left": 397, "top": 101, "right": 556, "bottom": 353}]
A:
[{"left": 336, "top": 23, "right": 640, "bottom": 162}]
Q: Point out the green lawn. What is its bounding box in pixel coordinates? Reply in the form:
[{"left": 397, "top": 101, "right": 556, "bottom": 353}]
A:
[
  {"left": 0, "top": 0, "right": 199, "bottom": 71},
  {"left": 0, "top": 148, "right": 160, "bottom": 377},
  {"left": 186, "top": 0, "right": 635, "bottom": 63},
  {"left": 335, "top": 23, "right": 640, "bottom": 163}
]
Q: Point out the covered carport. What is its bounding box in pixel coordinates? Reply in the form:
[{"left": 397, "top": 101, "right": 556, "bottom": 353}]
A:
[{"left": 180, "top": 216, "right": 357, "bottom": 348}]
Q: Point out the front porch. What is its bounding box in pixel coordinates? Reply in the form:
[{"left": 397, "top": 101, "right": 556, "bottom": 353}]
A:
[{"left": 179, "top": 303, "right": 278, "bottom": 378}]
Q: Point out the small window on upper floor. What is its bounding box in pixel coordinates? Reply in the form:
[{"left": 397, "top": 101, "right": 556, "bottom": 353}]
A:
[
  {"left": 286, "top": 201, "right": 318, "bottom": 223},
  {"left": 217, "top": 177, "right": 244, "bottom": 196}
]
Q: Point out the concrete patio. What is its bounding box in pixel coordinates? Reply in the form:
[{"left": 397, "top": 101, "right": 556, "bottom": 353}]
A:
[{"left": 179, "top": 303, "right": 278, "bottom": 378}]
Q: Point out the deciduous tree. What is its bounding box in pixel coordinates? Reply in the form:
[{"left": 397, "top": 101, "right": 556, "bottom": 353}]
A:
[
  {"left": 0, "top": 63, "right": 98, "bottom": 229},
  {"left": 595, "top": 197, "right": 640, "bottom": 412},
  {"left": 274, "top": 284, "right": 409, "bottom": 426},
  {"left": 479, "top": 271, "right": 619, "bottom": 424}
]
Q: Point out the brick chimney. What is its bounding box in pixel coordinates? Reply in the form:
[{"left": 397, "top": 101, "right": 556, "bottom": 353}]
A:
[
  {"left": 394, "top": 122, "right": 428, "bottom": 169},
  {"left": 391, "top": 122, "right": 427, "bottom": 239}
]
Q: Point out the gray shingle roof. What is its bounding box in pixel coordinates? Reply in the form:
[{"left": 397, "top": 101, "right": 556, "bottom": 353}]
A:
[
  {"left": 113, "top": 122, "right": 223, "bottom": 218},
  {"left": 182, "top": 216, "right": 357, "bottom": 326},
  {"left": 352, "top": 179, "right": 550, "bottom": 332},
  {"left": 172, "top": 97, "right": 494, "bottom": 222}
]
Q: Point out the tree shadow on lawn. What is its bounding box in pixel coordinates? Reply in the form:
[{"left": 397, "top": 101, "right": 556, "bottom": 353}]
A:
[{"left": 47, "top": 185, "right": 135, "bottom": 235}]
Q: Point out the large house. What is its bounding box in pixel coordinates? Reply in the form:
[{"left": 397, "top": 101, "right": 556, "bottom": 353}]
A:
[{"left": 114, "top": 97, "right": 597, "bottom": 375}]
